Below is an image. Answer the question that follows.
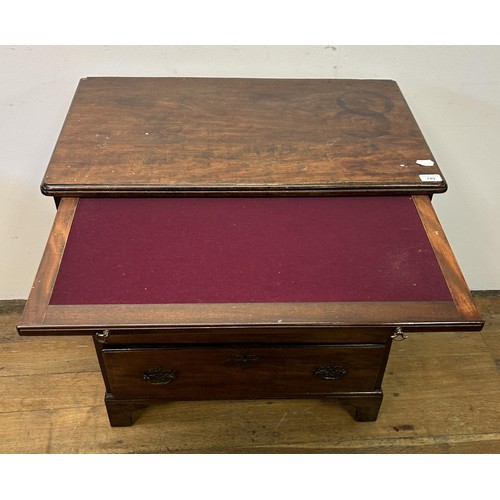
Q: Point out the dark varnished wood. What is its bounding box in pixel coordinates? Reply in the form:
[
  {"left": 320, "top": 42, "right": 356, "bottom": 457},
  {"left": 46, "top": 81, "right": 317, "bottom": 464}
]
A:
[
  {"left": 41, "top": 77, "right": 446, "bottom": 197},
  {"left": 103, "top": 392, "right": 386, "bottom": 427},
  {"left": 17, "top": 78, "right": 483, "bottom": 427},
  {"left": 103, "top": 394, "right": 151, "bottom": 427},
  {"left": 335, "top": 392, "right": 384, "bottom": 422},
  {"left": 102, "top": 344, "right": 386, "bottom": 400},
  {"left": 413, "top": 195, "right": 483, "bottom": 325},
  {"left": 25, "top": 301, "right": 475, "bottom": 334},
  {"left": 96, "top": 342, "right": 390, "bottom": 426},
  {"left": 17, "top": 194, "right": 483, "bottom": 426},
  {"left": 88, "top": 327, "right": 394, "bottom": 345},
  {"left": 19, "top": 198, "right": 78, "bottom": 328}
]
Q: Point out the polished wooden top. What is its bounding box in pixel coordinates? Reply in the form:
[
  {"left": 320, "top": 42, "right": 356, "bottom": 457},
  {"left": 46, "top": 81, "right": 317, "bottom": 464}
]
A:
[{"left": 42, "top": 77, "right": 446, "bottom": 196}]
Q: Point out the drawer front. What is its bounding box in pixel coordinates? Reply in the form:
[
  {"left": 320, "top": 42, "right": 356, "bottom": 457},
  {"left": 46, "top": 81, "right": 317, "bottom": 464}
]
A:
[{"left": 102, "top": 345, "right": 386, "bottom": 400}]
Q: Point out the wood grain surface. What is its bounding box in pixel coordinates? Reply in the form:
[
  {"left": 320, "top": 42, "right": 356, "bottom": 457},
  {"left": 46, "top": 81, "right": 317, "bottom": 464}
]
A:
[{"left": 41, "top": 77, "right": 446, "bottom": 196}]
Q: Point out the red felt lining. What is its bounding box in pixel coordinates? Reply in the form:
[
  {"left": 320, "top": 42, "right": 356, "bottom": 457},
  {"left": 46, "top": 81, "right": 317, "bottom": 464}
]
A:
[{"left": 49, "top": 197, "right": 452, "bottom": 305}]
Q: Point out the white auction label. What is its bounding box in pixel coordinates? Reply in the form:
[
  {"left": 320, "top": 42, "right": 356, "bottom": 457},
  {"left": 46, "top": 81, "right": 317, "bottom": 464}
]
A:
[
  {"left": 419, "top": 174, "right": 443, "bottom": 182},
  {"left": 416, "top": 159, "right": 435, "bottom": 167}
]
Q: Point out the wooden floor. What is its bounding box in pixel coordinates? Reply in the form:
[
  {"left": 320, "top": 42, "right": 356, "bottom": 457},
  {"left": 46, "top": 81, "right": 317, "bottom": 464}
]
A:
[{"left": 1, "top": 292, "right": 500, "bottom": 454}]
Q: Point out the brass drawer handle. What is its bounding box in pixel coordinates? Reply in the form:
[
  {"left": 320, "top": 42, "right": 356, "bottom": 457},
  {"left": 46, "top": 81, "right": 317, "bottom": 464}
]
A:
[
  {"left": 142, "top": 367, "right": 177, "bottom": 385},
  {"left": 313, "top": 364, "right": 348, "bottom": 380}
]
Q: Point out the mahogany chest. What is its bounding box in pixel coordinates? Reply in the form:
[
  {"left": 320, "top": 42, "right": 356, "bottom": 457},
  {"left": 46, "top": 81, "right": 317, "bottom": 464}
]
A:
[{"left": 18, "top": 78, "right": 483, "bottom": 426}]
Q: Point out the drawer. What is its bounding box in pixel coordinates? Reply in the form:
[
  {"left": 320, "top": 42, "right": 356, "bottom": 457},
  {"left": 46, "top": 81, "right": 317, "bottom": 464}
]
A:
[
  {"left": 102, "top": 344, "right": 387, "bottom": 400},
  {"left": 18, "top": 195, "right": 483, "bottom": 336}
]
